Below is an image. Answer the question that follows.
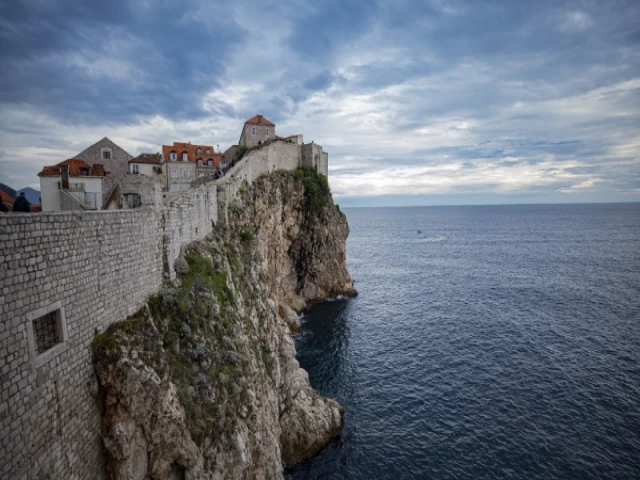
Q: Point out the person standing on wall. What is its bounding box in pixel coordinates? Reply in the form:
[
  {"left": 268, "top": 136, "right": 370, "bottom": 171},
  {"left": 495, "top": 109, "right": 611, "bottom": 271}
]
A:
[{"left": 13, "top": 192, "right": 30, "bottom": 212}]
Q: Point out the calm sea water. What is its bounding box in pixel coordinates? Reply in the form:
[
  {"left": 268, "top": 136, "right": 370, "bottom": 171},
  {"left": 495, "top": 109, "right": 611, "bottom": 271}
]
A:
[{"left": 286, "top": 204, "right": 640, "bottom": 480}]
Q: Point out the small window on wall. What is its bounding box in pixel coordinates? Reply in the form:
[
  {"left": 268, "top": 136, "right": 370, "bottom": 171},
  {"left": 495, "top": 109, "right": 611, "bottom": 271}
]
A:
[
  {"left": 171, "top": 168, "right": 178, "bottom": 178},
  {"left": 265, "top": 128, "right": 269, "bottom": 137},
  {"left": 182, "top": 152, "right": 188, "bottom": 162},
  {"left": 26, "top": 301, "right": 68, "bottom": 368},
  {"left": 205, "top": 149, "right": 211, "bottom": 154},
  {"left": 131, "top": 164, "right": 139, "bottom": 174},
  {"left": 207, "top": 160, "right": 213, "bottom": 166},
  {"left": 182, "top": 169, "right": 189, "bottom": 178},
  {"left": 170, "top": 152, "right": 177, "bottom": 161},
  {"left": 197, "top": 148, "right": 202, "bottom": 154},
  {"left": 197, "top": 159, "right": 203, "bottom": 166},
  {"left": 102, "top": 149, "right": 112, "bottom": 160},
  {"left": 124, "top": 193, "right": 141, "bottom": 208},
  {"left": 251, "top": 127, "right": 256, "bottom": 135}
]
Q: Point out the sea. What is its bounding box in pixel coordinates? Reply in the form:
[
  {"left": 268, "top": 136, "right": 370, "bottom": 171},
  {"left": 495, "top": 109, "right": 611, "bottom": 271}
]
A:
[{"left": 286, "top": 203, "right": 640, "bottom": 480}]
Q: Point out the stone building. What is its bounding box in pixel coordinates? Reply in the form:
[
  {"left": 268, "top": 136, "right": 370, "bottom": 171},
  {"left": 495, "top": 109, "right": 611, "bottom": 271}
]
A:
[
  {"left": 73, "top": 137, "right": 133, "bottom": 177},
  {"left": 38, "top": 159, "right": 109, "bottom": 211},
  {"left": 239, "top": 114, "right": 276, "bottom": 148},
  {"left": 162, "top": 142, "right": 223, "bottom": 191},
  {"left": 129, "top": 153, "right": 166, "bottom": 187}
]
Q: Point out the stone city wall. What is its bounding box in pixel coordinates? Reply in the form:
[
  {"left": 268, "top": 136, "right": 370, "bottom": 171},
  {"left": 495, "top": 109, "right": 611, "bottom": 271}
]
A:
[
  {"left": 162, "top": 183, "right": 218, "bottom": 280},
  {"left": 0, "top": 181, "right": 218, "bottom": 479}
]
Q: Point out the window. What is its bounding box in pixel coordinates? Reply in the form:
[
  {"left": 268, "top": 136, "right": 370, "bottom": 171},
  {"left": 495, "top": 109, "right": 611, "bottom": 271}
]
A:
[
  {"left": 124, "top": 193, "right": 141, "bottom": 208},
  {"left": 197, "top": 159, "right": 203, "bottom": 166},
  {"left": 207, "top": 160, "right": 213, "bottom": 166},
  {"left": 251, "top": 127, "right": 256, "bottom": 135},
  {"left": 131, "top": 164, "right": 139, "bottom": 174},
  {"left": 26, "top": 301, "right": 68, "bottom": 368},
  {"left": 196, "top": 148, "right": 202, "bottom": 154},
  {"left": 182, "top": 152, "right": 188, "bottom": 162},
  {"left": 80, "top": 168, "right": 89, "bottom": 176},
  {"left": 102, "top": 149, "right": 112, "bottom": 160},
  {"left": 182, "top": 169, "right": 189, "bottom": 179},
  {"left": 205, "top": 149, "right": 211, "bottom": 154},
  {"left": 265, "top": 128, "right": 269, "bottom": 137},
  {"left": 171, "top": 168, "right": 178, "bottom": 178},
  {"left": 170, "top": 152, "right": 177, "bottom": 161}
]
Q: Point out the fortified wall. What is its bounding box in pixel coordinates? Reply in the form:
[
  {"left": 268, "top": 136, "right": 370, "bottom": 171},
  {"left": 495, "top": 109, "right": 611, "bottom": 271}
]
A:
[
  {"left": 0, "top": 147, "right": 316, "bottom": 479},
  {"left": 0, "top": 183, "right": 217, "bottom": 480}
]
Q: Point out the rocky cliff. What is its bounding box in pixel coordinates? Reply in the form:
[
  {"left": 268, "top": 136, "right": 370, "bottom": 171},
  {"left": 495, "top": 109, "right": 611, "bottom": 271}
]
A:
[{"left": 93, "top": 168, "right": 355, "bottom": 479}]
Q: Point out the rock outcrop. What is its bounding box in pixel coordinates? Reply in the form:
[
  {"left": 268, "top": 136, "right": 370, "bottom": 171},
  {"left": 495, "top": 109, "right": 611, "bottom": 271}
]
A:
[{"left": 94, "top": 168, "right": 355, "bottom": 479}]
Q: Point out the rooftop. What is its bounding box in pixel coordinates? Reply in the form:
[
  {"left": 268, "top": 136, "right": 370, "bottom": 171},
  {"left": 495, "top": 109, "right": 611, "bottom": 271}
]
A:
[
  {"left": 39, "top": 159, "right": 108, "bottom": 177},
  {"left": 245, "top": 114, "right": 275, "bottom": 127},
  {"left": 130, "top": 153, "right": 163, "bottom": 165}
]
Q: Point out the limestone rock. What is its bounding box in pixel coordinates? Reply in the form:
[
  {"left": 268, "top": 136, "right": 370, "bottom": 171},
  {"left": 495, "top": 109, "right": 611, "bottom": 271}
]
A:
[
  {"left": 95, "top": 170, "right": 353, "bottom": 479},
  {"left": 278, "top": 303, "right": 301, "bottom": 332}
]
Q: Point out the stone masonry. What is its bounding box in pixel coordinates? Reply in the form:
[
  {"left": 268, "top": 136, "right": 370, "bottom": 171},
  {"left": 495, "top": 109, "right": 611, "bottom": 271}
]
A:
[{"left": 0, "top": 182, "right": 217, "bottom": 479}]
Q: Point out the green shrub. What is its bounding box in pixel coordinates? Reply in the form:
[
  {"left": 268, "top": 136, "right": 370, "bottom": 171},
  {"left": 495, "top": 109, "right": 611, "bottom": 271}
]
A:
[
  {"left": 92, "top": 332, "right": 119, "bottom": 360},
  {"left": 235, "top": 145, "right": 248, "bottom": 161},
  {"left": 294, "top": 166, "right": 331, "bottom": 213},
  {"left": 239, "top": 228, "right": 253, "bottom": 244}
]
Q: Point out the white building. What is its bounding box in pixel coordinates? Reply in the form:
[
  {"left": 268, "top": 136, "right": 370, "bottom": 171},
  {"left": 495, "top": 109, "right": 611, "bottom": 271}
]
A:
[{"left": 38, "top": 159, "right": 108, "bottom": 211}]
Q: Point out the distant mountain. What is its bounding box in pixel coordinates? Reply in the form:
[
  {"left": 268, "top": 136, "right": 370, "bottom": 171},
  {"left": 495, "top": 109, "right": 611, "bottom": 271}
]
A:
[
  {"left": 18, "top": 187, "right": 41, "bottom": 204},
  {"left": 0, "top": 183, "right": 17, "bottom": 199}
]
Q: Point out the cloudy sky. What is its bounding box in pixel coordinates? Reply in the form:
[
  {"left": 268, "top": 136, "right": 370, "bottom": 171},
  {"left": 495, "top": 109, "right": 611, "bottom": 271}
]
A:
[{"left": 0, "top": 0, "right": 639, "bottom": 206}]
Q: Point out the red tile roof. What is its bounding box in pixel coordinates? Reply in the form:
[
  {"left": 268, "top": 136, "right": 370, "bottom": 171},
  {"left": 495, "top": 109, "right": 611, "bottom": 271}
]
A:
[
  {"left": 245, "top": 114, "right": 275, "bottom": 127},
  {"left": 0, "top": 190, "right": 14, "bottom": 206},
  {"left": 162, "top": 142, "right": 224, "bottom": 167},
  {"left": 39, "top": 159, "right": 109, "bottom": 177},
  {"left": 130, "top": 153, "right": 163, "bottom": 164}
]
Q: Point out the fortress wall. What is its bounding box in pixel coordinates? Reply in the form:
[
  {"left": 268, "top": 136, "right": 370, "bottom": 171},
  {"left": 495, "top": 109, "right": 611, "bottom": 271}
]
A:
[
  {"left": 0, "top": 210, "right": 163, "bottom": 479},
  {"left": 0, "top": 182, "right": 218, "bottom": 479},
  {"left": 162, "top": 182, "right": 218, "bottom": 279}
]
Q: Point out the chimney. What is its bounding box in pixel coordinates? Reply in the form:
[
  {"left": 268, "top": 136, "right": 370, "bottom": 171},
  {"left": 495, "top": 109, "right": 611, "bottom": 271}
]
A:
[
  {"left": 217, "top": 144, "right": 220, "bottom": 153},
  {"left": 61, "top": 165, "right": 69, "bottom": 189}
]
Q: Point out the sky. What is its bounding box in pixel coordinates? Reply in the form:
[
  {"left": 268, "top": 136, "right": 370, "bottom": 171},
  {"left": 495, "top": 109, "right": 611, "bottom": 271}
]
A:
[{"left": 0, "top": 0, "right": 639, "bottom": 206}]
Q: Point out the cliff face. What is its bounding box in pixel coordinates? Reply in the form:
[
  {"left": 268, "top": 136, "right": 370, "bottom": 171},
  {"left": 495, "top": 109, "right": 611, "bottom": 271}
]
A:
[
  {"left": 228, "top": 169, "right": 356, "bottom": 311},
  {"left": 94, "top": 169, "right": 355, "bottom": 479}
]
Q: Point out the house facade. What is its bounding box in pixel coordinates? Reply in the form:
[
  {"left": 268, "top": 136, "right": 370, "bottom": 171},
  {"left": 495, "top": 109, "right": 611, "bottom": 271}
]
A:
[
  {"left": 74, "top": 137, "right": 133, "bottom": 177},
  {"left": 239, "top": 114, "right": 276, "bottom": 148},
  {"left": 129, "top": 153, "right": 166, "bottom": 186},
  {"left": 38, "top": 159, "right": 108, "bottom": 211},
  {"left": 162, "top": 142, "right": 223, "bottom": 191}
]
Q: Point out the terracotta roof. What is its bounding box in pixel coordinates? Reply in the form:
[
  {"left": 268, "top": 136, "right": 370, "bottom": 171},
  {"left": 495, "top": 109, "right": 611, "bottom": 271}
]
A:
[
  {"left": 162, "top": 142, "right": 221, "bottom": 164},
  {"left": 39, "top": 159, "right": 109, "bottom": 177},
  {"left": 244, "top": 114, "right": 275, "bottom": 127},
  {"left": 130, "top": 153, "right": 163, "bottom": 165},
  {"left": 0, "top": 190, "right": 14, "bottom": 206}
]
